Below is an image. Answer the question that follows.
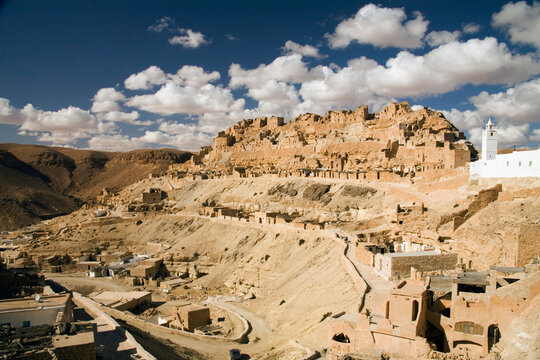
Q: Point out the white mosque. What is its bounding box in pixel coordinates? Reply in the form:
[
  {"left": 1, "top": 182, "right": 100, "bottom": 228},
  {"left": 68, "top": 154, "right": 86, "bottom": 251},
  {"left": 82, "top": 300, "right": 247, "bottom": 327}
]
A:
[{"left": 469, "top": 120, "right": 540, "bottom": 178}]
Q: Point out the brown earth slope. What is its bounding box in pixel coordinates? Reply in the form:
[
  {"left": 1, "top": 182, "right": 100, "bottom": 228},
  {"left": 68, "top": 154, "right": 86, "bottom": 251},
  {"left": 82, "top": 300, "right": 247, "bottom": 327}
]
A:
[{"left": 0, "top": 143, "right": 191, "bottom": 230}]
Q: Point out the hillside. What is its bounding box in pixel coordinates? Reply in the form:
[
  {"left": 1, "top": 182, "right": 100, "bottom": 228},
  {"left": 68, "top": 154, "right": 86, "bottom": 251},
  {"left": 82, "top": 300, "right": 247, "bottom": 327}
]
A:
[
  {"left": 0, "top": 143, "right": 191, "bottom": 230},
  {"left": 28, "top": 173, "right": 540, "bottom": 358},
  {"left": 182, "top": 101, "right": 477, "bottom": 179}
]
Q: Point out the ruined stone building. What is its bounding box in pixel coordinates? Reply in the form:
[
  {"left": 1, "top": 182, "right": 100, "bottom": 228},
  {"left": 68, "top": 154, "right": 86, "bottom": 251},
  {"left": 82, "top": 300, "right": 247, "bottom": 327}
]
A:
[
  {"left": 142, "top": 188, "right": 165, "bottom": 204},
  {"left": 170, "top": 303, "right": 211, "bottom": 332},
  {"left": 328, "top": 279, "right": 429, "bottom": 359},
  {"left": 328, "top": 267, "right": 539, "bottom": 359},
  {"left": 177, "top": 102, "right": 476, "bottom": 180}
]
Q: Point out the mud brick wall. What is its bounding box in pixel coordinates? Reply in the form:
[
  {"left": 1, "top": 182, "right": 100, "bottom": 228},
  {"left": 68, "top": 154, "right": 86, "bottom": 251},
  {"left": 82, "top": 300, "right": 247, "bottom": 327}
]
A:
[{"left": 390, "top": 253, "right": 458, "bottom": 278}]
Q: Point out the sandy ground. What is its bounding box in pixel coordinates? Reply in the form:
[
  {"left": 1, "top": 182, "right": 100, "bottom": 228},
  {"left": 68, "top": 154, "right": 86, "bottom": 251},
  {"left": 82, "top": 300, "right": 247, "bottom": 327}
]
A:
[
  {"left": 46, "top": 273, "right": 133, "bottom": 295},
  {"left": 26, "top": 176, "right": 540, "bottom": 359}
]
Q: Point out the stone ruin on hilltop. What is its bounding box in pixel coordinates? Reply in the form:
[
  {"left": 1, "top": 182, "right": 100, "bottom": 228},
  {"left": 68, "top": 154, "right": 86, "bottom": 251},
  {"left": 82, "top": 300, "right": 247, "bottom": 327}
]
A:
[{"left": 173, "top": 102, "right": 477, "bottom": 181}]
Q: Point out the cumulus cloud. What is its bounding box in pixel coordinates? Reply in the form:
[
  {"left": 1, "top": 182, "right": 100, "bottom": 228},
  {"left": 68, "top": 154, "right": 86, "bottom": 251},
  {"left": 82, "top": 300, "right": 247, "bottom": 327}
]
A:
[
  {"left": 531, "top": 128, "right": 540, "bottom": 141},
  {"left": 282, "top": 40, "right": 326, "bottom": 59},
  {"left": 442, "top": 108, "right": 485, "bottom": 131},
  {"left": 426, "top": 30, "right": 461, "bottom": 47},
  {"left": 0, "top": 98, "right": 104, "bottom": 144},
  {"left": 365, "top": 37, "right": 540, "bottom": 97},
  {"left": 247, "top": 80, "right": 300, "bottom": 106},
  {"left": 169, "top": 28, "right": 209, "bottom": 48},
  {"left": 91, "top": 87, "right": 126, "bottom": 113},
  {"left": 468, "top": 122, "right": 529, "bottom": 146},
  {"left": 444, "top": 79, "right": 540, "bottom": 147},
  {"left": 147, "top": 16, "right": 175, "bottom": 33},
  {"left": 88, "top": 129, "right": 213, "bottom": 152},
  {"left": 469, "top": 78, "right": 540, "bottom": 124},
  {"left": 298, "top": 57, "right": 384, "bottom": 110},
  {"left": 97, "top": 110, "right": 149, "bottom": 125},
  {"left": 463, "top": 23, "right": 480, "bottom": 34},
  {"left": 492, "top": 1, "right": 540, "bottom": 50},
  {"left": 126, "top": 82, "right": 244, "bottom": 116},
  {"left": 0, "top": 98, "right": 24, "bottom": 124},
  {"left": 169, "top": 65, "right": 220, "bottom": 87},
  {"left": 124, "top": 66, "right": 167, "bottom": 90},
  {"left": 88, "top": 134, "right": 145, "bottom": 152},
  {"left": 229, "top": 54, "right": 313, "bottom": 89},
  {"left": 326, "top": 3, "right": 428, "bottom": 49}
]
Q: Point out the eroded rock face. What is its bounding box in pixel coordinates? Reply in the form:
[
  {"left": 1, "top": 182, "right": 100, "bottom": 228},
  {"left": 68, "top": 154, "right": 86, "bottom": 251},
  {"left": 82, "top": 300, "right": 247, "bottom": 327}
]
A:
[{"left": 182, "top": 102, "right": 477, "bottom": 177}]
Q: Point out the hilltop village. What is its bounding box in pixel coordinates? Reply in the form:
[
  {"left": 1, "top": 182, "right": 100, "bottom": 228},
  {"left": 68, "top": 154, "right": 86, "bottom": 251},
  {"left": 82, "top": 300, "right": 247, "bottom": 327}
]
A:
[{"left": 0, "top": 102, "right": 539, "bottom": 360}]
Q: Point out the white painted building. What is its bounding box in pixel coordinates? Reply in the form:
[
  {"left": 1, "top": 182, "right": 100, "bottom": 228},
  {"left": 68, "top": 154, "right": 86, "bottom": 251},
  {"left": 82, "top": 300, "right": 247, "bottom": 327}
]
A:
[{"left": 470, "top": 120, "right": 540, "bottom": 178}]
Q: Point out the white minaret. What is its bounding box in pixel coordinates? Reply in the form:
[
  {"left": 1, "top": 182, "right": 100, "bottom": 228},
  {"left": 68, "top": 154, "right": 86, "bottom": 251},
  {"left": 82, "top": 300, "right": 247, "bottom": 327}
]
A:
[{"left": 481, "top": 119, "right": 497, "bottom": 160}]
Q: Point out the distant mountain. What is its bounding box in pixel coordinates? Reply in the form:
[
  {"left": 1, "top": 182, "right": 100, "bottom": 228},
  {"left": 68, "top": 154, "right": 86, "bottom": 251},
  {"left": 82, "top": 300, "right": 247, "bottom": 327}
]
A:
[{"left": 0, "top": 144, "right": 191, "bottom": 230}]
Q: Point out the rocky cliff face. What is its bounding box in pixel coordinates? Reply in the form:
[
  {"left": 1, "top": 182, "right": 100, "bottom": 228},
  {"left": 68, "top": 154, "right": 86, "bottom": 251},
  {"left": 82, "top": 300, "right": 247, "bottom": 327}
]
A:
[
  {"left": 0, "top": 144, "right": 191, "bottom": 229},
  {"left": 185, "top": 102, "right": 477, "bottom": 177}
]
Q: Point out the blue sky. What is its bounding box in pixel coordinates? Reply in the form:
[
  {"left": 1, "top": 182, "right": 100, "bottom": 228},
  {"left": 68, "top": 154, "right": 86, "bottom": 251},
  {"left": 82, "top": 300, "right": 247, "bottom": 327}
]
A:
[{"left": 1, "top": 0, "right": 539, "bottom": 151}]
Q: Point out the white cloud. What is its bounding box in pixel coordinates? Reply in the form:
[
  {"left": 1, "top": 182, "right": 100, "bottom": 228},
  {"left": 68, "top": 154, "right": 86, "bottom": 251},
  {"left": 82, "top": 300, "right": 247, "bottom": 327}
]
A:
[
  {"left": 469, "top": 122, "right": 529, "bottom": 146},
  {"left": 225, "top": 34, "right": 239, "bottom": 41},
  {"left": 444, "top": 79, "right": 540, "bottom": 147},
  {"left": 365, "top": 37, "right": 540, "bottom": 97},
  {"left": 88, "top": 128, "right": 213, "bottom": 152},
  {"left": 0, "top": 98, "right": 24, "bottom": 124},
  {"left": 282, "top": 40, "right": 326, "bottom": 59},
  {"left": 492, "top": 1, "right": 540, "bottom": 50},
  {"left": 126, "top": 82, "right": 244, "bottom": 116},
  {"left": 0, "top": 99, "right": 105, "bottom": 144},
  {"left": 169, "top": 65, "right": 220, "bottom": 87},
  {"left": 463, "top": 23, "right": 480, "bottom": 34},
  {"left": 157, "top": 121, "right": 199, "bottom": 135},
  {"left": 124, "top": 66, "right": 167, "bottom": 90},
  {"left": 97, "top": 110, "right": 149, "bottom": 125},
  {"left": 426, "top": 30, "right": 461, "bottom": 47},
  {"left": 229, "top": 54, "right": 313, "bottom": 89},
  {"left": 247, "top": 80, "right": 300, "bottom": 106},
  {"left": 148, "top": 17, "right": 174, "bottom": 32},
  {"left": 442, "top": 108, "right": 485, "bottom": 131},
  {"left": 169, "top": 28, "right": 209, "bottom": 48},
  {"left": 531, "top": 129, "right": 540, "bottom": 141},
  {"left": 299, "top": 57, "right": 382, "bottom": 109},
  {"left": 88, "top": 135, "right": 145, "bottom": 152},
  {"left": 469, "top": 78, "right": 540, "bottom": 124},
  {"left": 326, "top": 3, "right": 428, "bottom": 49},
  {"left": 91, "top": 87, "right": 126, "bottom": 112}
]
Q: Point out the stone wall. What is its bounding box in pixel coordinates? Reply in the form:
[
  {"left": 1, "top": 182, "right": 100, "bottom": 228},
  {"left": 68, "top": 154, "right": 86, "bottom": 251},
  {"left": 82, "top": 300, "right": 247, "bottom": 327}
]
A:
[{"left": 386, "top": 253, "right": 457, "bottom": 279}]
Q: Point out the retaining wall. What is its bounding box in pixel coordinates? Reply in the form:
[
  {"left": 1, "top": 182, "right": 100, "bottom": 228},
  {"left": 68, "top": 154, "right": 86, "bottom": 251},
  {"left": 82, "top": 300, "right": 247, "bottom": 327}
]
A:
[
  {"left": 95, "top": 300, "right": 250, "bottom": 344},
  {"left": 72, "top": 292, "right": 156, "bottom": 360}
]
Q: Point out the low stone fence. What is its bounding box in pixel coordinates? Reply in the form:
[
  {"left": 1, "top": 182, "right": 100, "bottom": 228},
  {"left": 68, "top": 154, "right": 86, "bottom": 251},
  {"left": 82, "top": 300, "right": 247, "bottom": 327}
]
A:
[
  {"left": 72, "top": 292, "right": 156, "bottom": 360},
  {"left": 94, "top": 298, "right": 250, "bottom": 344},
  {"left": 340, "top": 242, "right": 368, "bottom": 295}
]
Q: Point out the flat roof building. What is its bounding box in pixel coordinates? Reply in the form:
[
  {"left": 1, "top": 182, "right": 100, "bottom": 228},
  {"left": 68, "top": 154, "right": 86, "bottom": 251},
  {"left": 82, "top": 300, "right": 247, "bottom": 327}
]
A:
[{"left": 0, "top": 293, "right": 73, "bottom": 328}]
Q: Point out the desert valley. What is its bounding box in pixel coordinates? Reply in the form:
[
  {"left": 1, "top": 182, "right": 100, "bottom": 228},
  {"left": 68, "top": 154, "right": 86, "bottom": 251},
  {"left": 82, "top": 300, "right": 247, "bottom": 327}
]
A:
[{"left": 1, "top": 102, "right": 539, "bottom": 360}]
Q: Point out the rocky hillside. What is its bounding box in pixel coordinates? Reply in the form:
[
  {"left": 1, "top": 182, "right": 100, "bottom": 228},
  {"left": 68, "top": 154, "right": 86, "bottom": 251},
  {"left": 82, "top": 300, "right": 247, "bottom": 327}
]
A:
[
  {"left": 0, "top": 143, "right": 191, "bottom": 230},
  {"left": 185, "top": 101, "right": 477, "bottom": 177}
]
